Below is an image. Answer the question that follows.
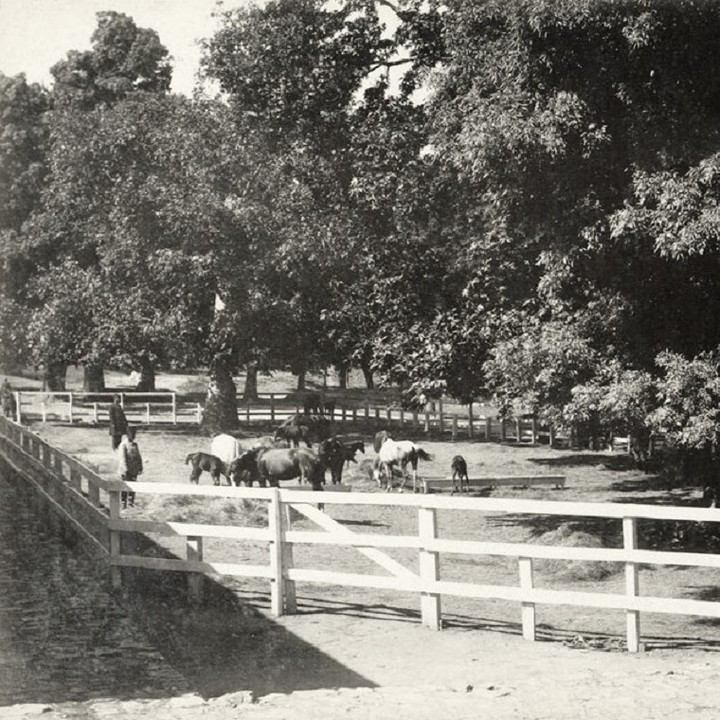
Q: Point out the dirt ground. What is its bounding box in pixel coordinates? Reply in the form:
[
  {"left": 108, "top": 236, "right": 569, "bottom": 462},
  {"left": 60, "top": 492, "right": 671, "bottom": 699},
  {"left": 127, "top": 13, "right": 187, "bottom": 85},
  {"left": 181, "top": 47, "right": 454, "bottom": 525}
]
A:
[{"left": 5, "top": 420, "right": 720, "bottom": 719}]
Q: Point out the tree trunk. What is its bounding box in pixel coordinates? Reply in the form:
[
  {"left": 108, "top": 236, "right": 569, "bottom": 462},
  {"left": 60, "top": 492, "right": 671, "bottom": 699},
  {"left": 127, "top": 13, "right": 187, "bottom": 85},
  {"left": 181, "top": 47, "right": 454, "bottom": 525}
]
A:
[
  {"left": 44, "top": 361, "right": 67, "bottom": 391},
  {"left": 361, "top": 361, "right": 374, "bottom": 390},
  {"left": 83, "top": 364, "right": 105, "bottom": 392},
  {"left": 136, "top": 356, "right": 156, "bottom": 391},
  {"left": 243, "top": 360, "right": 258, "bottom": 401},
  {"left": 337, "top": 364, "right": 348, "bottom": 390},
  {"left": 201, "top": 356, "right": 238, "bottom": 434},
  {"left": 296, "top": 367, "right": 306, "bottom": 393}
]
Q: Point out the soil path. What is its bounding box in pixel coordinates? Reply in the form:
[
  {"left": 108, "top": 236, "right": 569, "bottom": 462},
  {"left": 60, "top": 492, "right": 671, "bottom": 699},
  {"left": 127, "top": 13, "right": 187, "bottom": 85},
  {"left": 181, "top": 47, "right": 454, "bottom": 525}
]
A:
[{"left": 4, "top": 613, "right": 719, "bottom": 719}]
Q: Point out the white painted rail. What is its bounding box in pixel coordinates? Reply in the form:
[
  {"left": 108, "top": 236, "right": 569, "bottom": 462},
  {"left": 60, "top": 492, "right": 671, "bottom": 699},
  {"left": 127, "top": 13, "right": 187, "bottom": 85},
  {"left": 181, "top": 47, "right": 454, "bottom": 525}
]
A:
[{"left": 0, "top": 415, "right": 715, "bottom": 652}]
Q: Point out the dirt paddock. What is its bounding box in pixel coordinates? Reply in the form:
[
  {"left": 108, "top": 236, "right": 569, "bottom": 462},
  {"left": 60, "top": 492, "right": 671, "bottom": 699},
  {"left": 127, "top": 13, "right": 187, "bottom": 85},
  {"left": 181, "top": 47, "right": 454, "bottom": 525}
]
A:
[{"left": 3, "top": 421, "right": 720, "bottom": 719}]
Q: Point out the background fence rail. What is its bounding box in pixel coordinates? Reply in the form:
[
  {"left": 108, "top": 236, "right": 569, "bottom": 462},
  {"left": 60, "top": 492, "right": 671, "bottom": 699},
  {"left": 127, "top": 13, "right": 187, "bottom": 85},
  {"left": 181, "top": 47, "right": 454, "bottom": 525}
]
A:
[{"left": 10, "top": 390, "right": 587, "bottom": 447}]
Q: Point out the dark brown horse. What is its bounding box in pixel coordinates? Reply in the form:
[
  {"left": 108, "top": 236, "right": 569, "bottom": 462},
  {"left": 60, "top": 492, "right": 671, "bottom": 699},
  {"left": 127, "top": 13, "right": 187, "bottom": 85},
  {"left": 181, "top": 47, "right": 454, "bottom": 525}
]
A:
[
  {"left": 275, "top": 413, "right": 333, "bottom": 447},
  {"left": 185, "top": 452, "right": 230, "bottom": 486},
  {"left": 318, "top": 437, "right": 346, "bottom": 485},
  {"left": 230, "top": 447, "right": 325, "bottom": 490}
]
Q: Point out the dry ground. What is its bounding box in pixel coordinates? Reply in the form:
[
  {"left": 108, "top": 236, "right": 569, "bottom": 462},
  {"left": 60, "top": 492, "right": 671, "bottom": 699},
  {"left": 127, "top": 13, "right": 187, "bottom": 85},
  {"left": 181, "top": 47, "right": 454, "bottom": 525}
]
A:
[{"left": 10, "top": 419, "right": 720, "bottom": 719}]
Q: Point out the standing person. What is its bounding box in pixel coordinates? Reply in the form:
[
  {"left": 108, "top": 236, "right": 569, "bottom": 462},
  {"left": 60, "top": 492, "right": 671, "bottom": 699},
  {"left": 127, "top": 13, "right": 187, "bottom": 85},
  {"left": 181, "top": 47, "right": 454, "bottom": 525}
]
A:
[
  {"left": 117, "top": 427, "right": 143, "bottom": 509},
  {"left": 108, "top": 394, "right": 128, "bottom": 450}
]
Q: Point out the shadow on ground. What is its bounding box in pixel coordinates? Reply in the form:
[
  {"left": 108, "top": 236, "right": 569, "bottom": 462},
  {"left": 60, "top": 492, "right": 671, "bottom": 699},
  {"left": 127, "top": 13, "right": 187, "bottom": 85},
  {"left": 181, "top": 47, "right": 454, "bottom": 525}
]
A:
[
  {"left": 120, "top": 535, "right": 376, "bottom": 700},
  {"left": 0, "top": 469, "right": 375, "bottom": 707}
]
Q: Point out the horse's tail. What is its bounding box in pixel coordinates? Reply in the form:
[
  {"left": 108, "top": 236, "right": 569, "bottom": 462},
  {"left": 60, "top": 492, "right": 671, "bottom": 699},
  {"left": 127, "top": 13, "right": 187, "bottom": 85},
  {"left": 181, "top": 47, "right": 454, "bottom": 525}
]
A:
[
  {"left": 417, "top": 448, "right": 433, "bottom": 461},
  {"left": 185, "top": 453, "right": 197, "bottom": 465}
]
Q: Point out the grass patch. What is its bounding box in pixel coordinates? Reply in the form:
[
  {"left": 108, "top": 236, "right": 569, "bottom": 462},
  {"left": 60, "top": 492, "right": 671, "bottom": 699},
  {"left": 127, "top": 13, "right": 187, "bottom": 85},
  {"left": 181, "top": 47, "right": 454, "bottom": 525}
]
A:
[{"left": 147, "top": 496, "right": 268, "bottom": 527}]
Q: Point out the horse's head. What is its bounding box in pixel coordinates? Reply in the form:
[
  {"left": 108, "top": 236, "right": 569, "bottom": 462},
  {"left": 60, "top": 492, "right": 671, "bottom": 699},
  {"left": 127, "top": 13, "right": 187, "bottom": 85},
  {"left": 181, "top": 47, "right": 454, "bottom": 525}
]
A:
[{"left": 229, "top": 450, "right": 260, "bottom": 486}]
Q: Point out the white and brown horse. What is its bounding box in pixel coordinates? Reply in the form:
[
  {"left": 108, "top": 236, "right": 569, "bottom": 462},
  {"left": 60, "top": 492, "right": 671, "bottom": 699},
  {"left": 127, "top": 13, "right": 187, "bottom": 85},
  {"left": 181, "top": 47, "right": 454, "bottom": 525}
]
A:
[{"left": 373, "top": 437, "right": 432, "bottom": 493}]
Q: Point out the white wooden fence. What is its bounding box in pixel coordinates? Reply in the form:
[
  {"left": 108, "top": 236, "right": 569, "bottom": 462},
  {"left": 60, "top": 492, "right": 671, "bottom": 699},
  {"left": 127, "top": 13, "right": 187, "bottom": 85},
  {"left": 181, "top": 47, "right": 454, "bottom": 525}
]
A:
[
  {"left": 10, "top": 390, "right": 576, "bottom": 445},
  {"left": 0, "top": 415, "right": 718, "bottom": 653}
]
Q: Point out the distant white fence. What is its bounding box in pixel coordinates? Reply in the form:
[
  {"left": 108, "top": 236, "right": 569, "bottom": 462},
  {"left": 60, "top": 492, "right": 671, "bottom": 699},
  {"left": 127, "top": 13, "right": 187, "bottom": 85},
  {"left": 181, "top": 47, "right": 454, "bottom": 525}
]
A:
[
  {"left": 10, "top": 390, "right": 578, "bottom": 445},
  {"left": 0, "top": 414, "right": 717, "bottom": 653}
]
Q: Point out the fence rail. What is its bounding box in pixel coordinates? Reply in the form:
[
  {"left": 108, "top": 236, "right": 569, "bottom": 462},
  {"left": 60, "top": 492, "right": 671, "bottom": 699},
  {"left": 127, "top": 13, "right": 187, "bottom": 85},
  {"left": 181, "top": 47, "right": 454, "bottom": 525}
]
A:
[
  {"left": 0, "top": 414, "right": 717, "bottom": 653},
  {"left": 10, "top": 390, "right": 585, "bottom": 446}
]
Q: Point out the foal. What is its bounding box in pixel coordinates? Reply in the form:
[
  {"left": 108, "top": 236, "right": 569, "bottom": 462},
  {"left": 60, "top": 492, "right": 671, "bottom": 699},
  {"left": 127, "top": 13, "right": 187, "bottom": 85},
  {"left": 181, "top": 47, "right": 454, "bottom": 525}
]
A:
[
  {"left": 451, "top": 455, "right": 470, "bottom": 494},
  {"left": 185, "top": 452, "right": 230, "bottom": 486}
]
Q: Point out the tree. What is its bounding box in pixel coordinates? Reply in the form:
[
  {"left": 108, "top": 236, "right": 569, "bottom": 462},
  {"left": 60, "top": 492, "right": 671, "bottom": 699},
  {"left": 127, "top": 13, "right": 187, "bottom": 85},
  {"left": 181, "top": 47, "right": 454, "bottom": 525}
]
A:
[{"left": 51, "top": 11, "right": 171, "bottom": 109}]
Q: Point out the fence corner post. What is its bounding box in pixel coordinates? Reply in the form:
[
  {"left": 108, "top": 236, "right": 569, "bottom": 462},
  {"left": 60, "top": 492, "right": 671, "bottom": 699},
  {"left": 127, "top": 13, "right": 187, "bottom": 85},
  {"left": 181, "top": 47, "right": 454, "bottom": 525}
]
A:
[
  {"left": 418, "top": 504, "right": 441, "bottom": 630},
  {"left": 623, "top": 516, "right": 641, "bottom": 652}
]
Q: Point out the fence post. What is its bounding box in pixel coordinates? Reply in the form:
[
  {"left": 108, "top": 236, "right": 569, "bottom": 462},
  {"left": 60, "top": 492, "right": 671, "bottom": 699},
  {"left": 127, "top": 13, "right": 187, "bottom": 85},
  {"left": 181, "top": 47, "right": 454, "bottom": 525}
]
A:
[
  {"left": 500, "top": 419, "right": 507, "bottom": 442},
  {"left": 515, "top": 418, "right": 522, "bottom": 443},
  {"left": 246, "top": 403, "right": 251, "bottom": 424},
  {"left": 418, "top": 505, "right": 441, "bottom": 630},
  {"left": 341, "top": 402, "right": 347, "bottom": 425},
  {"left": 374, "top": 407, "right": 380, "bottom": 427},
  {"left": 424, "top": 410, "right": 430, "bottom": 434},
  {"left": 467, "top": 402, "right": 473, "bottom": 438},
  {"left": 14, "top": 392, "right": 21, "bottom": 424},
  {"left": 623, "top": 516, "right": 641, "bottom": 652},
  {"left": 54, "top": 454, "right": 64, "bottom": 481},
  {"left": 364, "top": 402, "right": 369, "bottom": 423},
  {"left": 438, "top": 399, "right": 444, "bottom": 435},
  {"left": 352, "top": 407, "right": 357, "bottom": 424},
  {"left": 531, "top": 417, "right": 538, "bottom": 444},
  {"left": 386, "top": 408, "right": 392, "bottom": 426},
  {"left": 172, "top": 393, "right": 177, "bottom": 424},
  {"left": 187, "top": 536, "right": 204, "bottom": 603},
  {"left": 70, "top": 466, "right": 82, "bottom": 493},
  {"left": 43, "top": 442, "right": 53, "bottom": 470},
  {"left": 67, "top": 393, "right": 73, "bottom": 424},
  {"left": 549, "top": 425, "right": 556, "bottom": 448},
  {"left": 485, "top": 417, "right": 492, "bottom": 441},
  {"left": 109, "top": 489, "right": 122, "bottom": 589},
  {"left": 93, "top": 403, "right": 99, "bottom": 424},
  {"left": 270, "top": 394, "right": 276, "bottom": 423},
  {"left": 518, "top": 556, "right": 536, "bottom": 641},
  {"left": 120, "top": 393, "right": 125, "bottom": 409},
  {"left": 146, "top": 402, "right": 151, "bottom": 424},
  {"left": 452, "top": 415, "right": 458, "bottom": 441},
  {"left": 41, "top": 401, "right": 47, "bottom": 423},
  {"left": 400, "top": 407, "right": 405, "bottom": 426},
  {"left": 268, "top": 488, "right": 286, "bottom": 617},
  {"left": 196, "top": 403, "right": 202, "bottom": 424},
  {"left": 282, "top": 505, "right": 297, "bottom": 614},
  {"left": 88, "top": 480, "right": 101, "bottom": 508}
]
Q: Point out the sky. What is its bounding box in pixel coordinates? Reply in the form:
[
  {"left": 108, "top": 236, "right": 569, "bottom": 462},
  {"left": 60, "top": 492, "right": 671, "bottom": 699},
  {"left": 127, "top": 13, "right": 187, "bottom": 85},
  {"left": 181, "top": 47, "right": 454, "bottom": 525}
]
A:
[{"left": 0, "top": 0, "right": 249, "bottom": 95}]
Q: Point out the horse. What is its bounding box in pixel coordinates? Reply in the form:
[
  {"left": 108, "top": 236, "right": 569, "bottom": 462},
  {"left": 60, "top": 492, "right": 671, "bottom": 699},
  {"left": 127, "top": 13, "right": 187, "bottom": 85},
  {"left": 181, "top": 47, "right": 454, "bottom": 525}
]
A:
[
  {"left": 274, "top": 423, "right": 312, "bottom": 448},
  {"left": 373, "top": 429, "right": 390, "bottom": 453},
  {"left": 256, "top": 447, "right": 325, "bottom": 490},
  {"left": 451, "top": 455, "right": 470, "bottom": 494},
  {"left": 228, "top": 449, "right": 265, "bottom": 487},
  {"left": 303, "top": 392, "right": 322, "bottom": 415},
  {"left": 318, "top": 436, "right": 347, "bottom": 485},
  {"left": 185, "top": 452, "right": 230, "bottom": 486},
  {"left": 343, "top": 440, "right": 365, "bottom": 467},
  {"left": 274, "top": 413, "right": 333, "bottom": 447},
  {"left": 373, "top": 439, "right": 432, "bottom": 493},
  {"left": 210, "top": 433, "right": 243, "bottom": 467}
]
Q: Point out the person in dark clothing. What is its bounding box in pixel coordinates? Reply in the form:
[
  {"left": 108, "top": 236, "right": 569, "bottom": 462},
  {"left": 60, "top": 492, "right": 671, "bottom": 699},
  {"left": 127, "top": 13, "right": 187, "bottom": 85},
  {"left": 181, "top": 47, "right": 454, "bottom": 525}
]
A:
[{"left": 109, "top": 394, "right": 128, "bottom": 450}]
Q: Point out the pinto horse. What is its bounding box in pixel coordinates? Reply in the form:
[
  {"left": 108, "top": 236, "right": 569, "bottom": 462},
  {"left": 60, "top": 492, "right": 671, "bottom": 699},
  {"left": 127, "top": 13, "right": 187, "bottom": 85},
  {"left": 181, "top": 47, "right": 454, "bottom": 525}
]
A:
[{"left": 373, "top": 439, "right": 432, "bottom": 493}]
